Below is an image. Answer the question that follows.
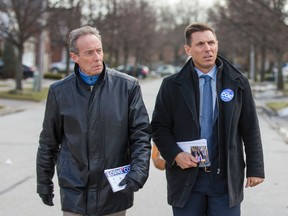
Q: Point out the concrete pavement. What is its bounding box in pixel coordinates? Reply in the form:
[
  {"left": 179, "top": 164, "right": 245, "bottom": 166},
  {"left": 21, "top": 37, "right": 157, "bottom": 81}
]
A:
[
  {"left": 241, "top": 106, "right": 288, "bottom": 216},
  {"left": 252, "top": 81, "right": 288, "bottom": 143},
  {"left": 0, "top": 78, "right": 288, "bottom": 215}
]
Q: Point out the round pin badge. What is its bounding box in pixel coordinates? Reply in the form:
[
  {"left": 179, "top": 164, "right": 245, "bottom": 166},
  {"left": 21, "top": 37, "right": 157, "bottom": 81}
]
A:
[{"left": 220, "top": 89, "right": 234, "bottom": 102}]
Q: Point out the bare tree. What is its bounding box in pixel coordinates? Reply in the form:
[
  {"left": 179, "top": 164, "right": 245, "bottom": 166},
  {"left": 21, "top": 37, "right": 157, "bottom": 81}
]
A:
[
  {"left": 111, "top": 0, "right": 157, "bottom": 69},
  {"left": 132, "top": 0, "right": 157, "bottom": 67},
  {"left": 86, "top": 0, "right": 158, "bottom": 70},
  {"left": 208, "top": 0, "right": 288, "bottom": 90},
  {"left": 91, "top": 0, "right": 123, "bottom": 67},
  {"left": 208, "top": 2, "right": 251, "bottom": 72},
  {"left": 82, "top": 0, "right": 134, "bottom": 67},
  {"left": 0, "top": 0, "right": 47, "bottom": 90},
  {"left": 48, "top": 0, "right": 83, "bottom": 76},
  {"left": 69, "top": 0, "right": 209, "bottom": 70},
  {"left": 152, "top": 0, "right": 206, "bottom": 66}
]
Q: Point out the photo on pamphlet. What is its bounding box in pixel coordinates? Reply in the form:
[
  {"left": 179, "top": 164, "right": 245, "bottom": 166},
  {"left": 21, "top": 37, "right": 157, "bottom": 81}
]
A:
[
  {"left": 190, "top": 145, "right": 209, "bottom": 166},
  {"left": 177, "top": 139, "right": 210, "bottom": 167}
]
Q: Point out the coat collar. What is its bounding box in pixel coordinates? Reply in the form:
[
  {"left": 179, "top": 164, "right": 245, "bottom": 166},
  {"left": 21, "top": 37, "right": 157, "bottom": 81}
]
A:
[
  {"left": 172, "top": 55, "right": 246, "bottom": 90},
  {"left": 171, "top": 59, "right": 200, "bottom": 130},
  {"left": 73, "top": 62, "right": 107, "bottom": 90},
  {"left": 169, "top": 55, "right": 246, "bottom": 130}
]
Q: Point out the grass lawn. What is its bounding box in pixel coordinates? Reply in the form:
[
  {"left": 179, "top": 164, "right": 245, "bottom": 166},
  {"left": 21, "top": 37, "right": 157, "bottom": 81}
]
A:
[
  {"left": 266, "top": 101, "right": 288, "bottom": 112},
  {"left": 0, "top": 88, "right": 49, "bottom": 102},
  {"left": 285, "top": 82, "right": 288, "bottom": 95},
  {"left": 265, "top": 82, "right": 288, "bottom": 111}
]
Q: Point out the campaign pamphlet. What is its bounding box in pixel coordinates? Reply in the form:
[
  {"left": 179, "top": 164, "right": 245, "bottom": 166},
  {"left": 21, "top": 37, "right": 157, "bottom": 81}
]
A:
[
  {"left": 104, "top": 164, "right": 130, "bottom": 192},
  {"left": 177, "top": 139, "right": 210, "bottom": 167}
]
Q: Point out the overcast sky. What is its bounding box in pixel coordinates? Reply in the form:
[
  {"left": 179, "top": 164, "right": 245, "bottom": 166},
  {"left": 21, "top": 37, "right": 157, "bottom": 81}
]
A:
[
  {"left": 168, "top": 0, "right": 216, "bottom": 6},
  {"left": 147, "top": 0, "right": 219, "bottom": 10}
]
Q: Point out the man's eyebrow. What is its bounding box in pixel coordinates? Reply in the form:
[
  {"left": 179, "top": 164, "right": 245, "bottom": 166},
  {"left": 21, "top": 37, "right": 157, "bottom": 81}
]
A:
[
  {"left": 84, "top": 49, "right": 93, "bottom": 54},
  {"left": 196, "top": 39, "right": 215, "bottom": 44},
  {"left": 195, "top": 40, "right": 205, "bottom": 44}
]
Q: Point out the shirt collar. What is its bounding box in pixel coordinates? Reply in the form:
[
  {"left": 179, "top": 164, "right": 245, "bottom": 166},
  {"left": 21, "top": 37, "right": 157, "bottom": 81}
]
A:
[{"left": 195, "top": 65, "right": 217, "bottom": 81}]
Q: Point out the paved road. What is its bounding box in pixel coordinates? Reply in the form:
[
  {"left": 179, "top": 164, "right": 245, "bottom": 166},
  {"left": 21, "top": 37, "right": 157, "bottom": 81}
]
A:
[{"left": 0, "top": 78, "right": 288, "bottom": 215}]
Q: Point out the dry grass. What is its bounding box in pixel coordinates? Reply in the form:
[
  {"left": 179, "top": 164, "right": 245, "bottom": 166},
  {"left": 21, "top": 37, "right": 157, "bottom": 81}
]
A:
[{"left": 0, "top": 88, "right": 48, "bottom": 102}]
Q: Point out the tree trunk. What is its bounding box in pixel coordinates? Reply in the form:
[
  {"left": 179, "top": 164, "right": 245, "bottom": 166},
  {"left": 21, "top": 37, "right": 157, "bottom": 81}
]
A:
[
  {"left": 15, "top": 46, "right": 24, "bottom": 91},
  {"left": 249, "top": 44, "right": 256, "bottom": 82},
  {"left": 276, "top": 54, "right": 284, "bottom": 91},
  {"left": 259, "top": 45, "right": 266, "bottom": 82}
]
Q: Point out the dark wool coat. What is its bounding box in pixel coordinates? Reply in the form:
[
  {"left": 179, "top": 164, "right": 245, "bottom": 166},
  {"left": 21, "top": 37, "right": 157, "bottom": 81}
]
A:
[
  {"left": 151, "top": 56, "right": 265, "bottom": 208},
  {"left": 37, "top": 63, "right": 151, "bottom": 215}
]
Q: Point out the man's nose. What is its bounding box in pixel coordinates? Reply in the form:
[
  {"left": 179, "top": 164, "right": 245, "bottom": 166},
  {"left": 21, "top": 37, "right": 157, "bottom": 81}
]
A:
[
  {"left": 203, "top": 42, "right": 211, "bottom": 50},
  {"left": 94, "top": 52, "right": 101, "bottom": 61}
]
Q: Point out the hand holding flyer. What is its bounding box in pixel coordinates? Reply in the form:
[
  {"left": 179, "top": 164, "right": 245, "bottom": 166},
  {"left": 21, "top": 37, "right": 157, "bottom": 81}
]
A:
[
  {"left": 104, "top": 164, "right": 130, "bottom": 192},
  {"left": 177, "top": 139, "right": 210, "bottom": 167}
]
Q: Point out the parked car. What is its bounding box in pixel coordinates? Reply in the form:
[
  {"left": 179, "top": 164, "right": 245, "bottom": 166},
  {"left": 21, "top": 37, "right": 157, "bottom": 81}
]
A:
[
  {"left": 155, "top": 64, "right": 178, "bottom": 77},
  {"left": 0, "top": 58, "right": 36, "bottom": 79},
  {"left": 22, "top": 64, "right": 36, "bottom": 79},
  {"left": 116, "top": 64, "right": 150, "bottom": 79},
  {"left": 49, "top": 59, "right": 74, "bottom": 74}
]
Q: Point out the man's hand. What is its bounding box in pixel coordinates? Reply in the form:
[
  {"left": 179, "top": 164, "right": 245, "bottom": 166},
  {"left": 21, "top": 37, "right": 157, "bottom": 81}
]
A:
[
  {"left": 245, "top": 177, "right": 264, "bottom": 188},
  {"left": 119, "top": 176, "right": 141, "bottom": 193},
  {"left": 175, "top": 152, "right": 198, "bottom": 169},
  {"left": 39, "top": 194, "right": 54, "bottom": 206}
]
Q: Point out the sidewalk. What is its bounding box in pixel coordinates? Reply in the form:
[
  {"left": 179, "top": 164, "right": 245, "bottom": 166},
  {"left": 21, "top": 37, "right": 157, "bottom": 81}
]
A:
[{"left": 252, "top": 81, "right": 288, "bottom": 143}]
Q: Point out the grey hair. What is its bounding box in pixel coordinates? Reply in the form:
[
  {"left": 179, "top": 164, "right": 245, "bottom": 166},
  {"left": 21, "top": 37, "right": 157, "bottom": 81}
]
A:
[{"left": 68, "top": 26, "right": 102, "bottom": 55}]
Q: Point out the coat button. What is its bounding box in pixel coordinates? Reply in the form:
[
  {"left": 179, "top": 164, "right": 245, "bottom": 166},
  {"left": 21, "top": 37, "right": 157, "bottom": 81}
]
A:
[{"left": 185, "top": 181, "right": 191, "bottom": 186}]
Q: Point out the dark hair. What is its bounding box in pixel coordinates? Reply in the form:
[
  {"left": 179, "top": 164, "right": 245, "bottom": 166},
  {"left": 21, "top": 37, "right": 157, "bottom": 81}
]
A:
[
  {"left": 68, "top": 26, "right": 101, "bottom": 55},
  {"left": 184, "top": 23, "right": 216, "bottom": 45}
]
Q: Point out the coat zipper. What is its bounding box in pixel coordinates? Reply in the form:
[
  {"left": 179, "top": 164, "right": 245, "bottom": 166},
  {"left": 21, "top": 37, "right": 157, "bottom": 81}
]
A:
[
  {"left": 216, "top": 95, "right": 221, "bottom": 175},
  {"left": 216, "top": 68, "right": 221, "bottom": 175}
]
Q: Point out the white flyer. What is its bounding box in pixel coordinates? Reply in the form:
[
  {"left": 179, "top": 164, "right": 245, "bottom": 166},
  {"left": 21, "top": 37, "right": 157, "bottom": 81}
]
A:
[
  {"left": 177, "top": 139, "right": 210, "bottom": 167},
  {"left": 104, "top": 164, "right": 130, "bottom": 192}
]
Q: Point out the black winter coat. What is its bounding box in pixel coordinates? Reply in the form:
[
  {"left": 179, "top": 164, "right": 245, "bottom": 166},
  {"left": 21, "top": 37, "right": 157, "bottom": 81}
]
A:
[
  {"left": 37, "top": 63, "right": 151, "bottom": 215},
  {"left": 151, "top": 56, "right": 264, "bottom": 208}
]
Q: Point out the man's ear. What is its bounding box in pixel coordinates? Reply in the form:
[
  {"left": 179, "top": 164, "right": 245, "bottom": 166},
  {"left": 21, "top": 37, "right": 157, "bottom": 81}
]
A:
[
  {"left": 184, "top": 45, "right": 192, "bottom": 57},
  {"left": 70, "top": 52, "right": 78, "bottom": 63}
]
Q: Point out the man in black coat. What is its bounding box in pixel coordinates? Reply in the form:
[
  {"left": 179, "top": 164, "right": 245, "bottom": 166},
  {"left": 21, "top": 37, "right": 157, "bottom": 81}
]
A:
[
  {"left": 36, "top": 26, "right": 151, "bottom": 216},
  {"left": 151, "top": 23, "right": 264, "bottom": 216}
]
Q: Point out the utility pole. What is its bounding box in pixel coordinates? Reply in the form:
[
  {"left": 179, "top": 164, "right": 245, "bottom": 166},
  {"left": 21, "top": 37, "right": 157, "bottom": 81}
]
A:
[{"left": 249, "top": 44, "right": 255, "bottom": 82}]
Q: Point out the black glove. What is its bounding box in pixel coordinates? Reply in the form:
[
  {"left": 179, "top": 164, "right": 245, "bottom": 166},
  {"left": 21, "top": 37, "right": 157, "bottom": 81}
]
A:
[
  {"left": 39, "top": 194, "right": 54, "bottom": 206},
  {"left": 119, "top": 176, "right": 141, "bottom": 193}
]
